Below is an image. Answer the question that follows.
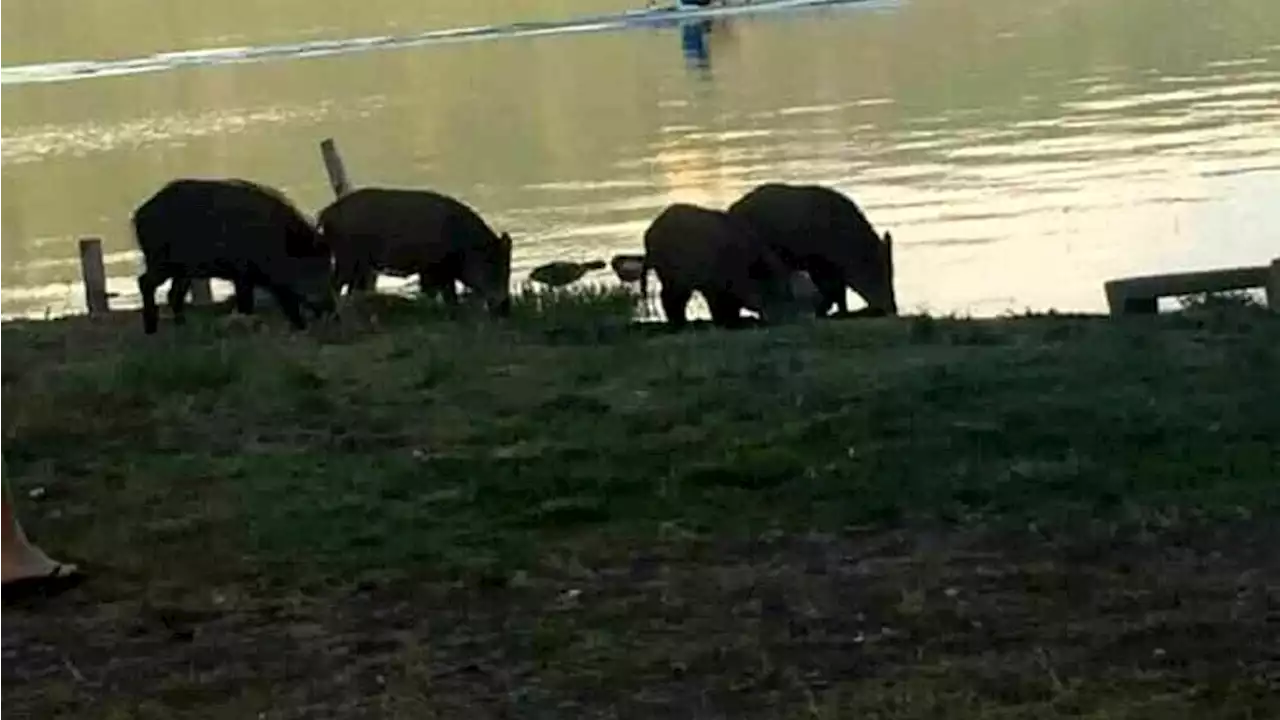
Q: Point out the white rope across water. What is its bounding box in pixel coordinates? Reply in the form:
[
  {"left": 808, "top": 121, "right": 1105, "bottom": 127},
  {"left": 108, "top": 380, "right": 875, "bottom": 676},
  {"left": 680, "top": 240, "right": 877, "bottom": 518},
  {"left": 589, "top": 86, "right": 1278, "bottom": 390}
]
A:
[{"left": 0, "top": 0, "right": 896, "bottom": 87}]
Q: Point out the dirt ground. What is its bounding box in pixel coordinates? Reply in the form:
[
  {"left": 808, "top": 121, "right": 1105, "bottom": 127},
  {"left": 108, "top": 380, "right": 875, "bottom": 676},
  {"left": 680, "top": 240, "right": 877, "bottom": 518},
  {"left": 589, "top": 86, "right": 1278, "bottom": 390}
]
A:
[{"left": 6, "top": 521, "right": 1278, "bottom": 719}]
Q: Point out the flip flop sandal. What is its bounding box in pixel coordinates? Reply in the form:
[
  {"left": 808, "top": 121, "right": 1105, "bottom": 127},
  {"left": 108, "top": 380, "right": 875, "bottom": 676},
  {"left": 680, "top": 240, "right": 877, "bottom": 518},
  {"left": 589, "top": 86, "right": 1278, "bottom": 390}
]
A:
[{"left": 2, "top": 564, "right": 87, "bottom": 604}]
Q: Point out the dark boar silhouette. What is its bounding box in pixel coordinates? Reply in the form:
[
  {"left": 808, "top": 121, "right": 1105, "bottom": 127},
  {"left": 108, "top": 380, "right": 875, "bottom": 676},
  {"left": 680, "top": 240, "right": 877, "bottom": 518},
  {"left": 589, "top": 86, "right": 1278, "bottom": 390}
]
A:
[
  {"left": 727, "top": 182, "right": 897, "bottom": 317},
  {"left": 318, "top": 187, "right": 513, "bottom": 317},
  {"left": 640, "top": 202, "right": 806, "bottom": 329},
  {"left": 528, "top": 260, "right": 606, "bottom": 288},
  {"left": 132, "top": 178, "right": 335, "bottom": 335},
  {"left": 610, "top": 254, "right": 646, "bottom": 283}
]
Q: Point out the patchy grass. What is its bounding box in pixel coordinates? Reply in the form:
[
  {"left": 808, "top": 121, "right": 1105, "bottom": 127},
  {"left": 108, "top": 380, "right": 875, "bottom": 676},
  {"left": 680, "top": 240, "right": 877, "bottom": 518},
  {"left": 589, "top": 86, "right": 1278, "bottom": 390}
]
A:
[{"left": 3, "top": 289, "right": 1278, "bottom": 719}]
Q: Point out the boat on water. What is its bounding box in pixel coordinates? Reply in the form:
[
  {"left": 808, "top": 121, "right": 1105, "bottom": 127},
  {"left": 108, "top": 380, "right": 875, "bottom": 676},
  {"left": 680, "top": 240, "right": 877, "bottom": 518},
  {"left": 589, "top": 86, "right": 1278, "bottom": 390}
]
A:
[
  {"left": 636, "top": 0, "right": 849, "bottom": 18},
  {"left": 648, "top": 0, "right": 721, "bottom": 12},
  {"left": 2, "top": 0, "right": 875, "bottom": 87}
]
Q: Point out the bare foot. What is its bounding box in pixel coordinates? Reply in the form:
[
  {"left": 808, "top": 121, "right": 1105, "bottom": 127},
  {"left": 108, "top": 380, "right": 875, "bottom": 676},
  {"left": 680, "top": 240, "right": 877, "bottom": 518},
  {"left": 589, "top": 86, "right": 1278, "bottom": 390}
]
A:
[
  {"left": 3, "top": 474, "right": 87, "bottom": 601},
  {"left": 3, "top": 550, "right": 76, "bottom": 585},
  {"left": 3, "top": 528, "right": 86, "bottom": 602}
]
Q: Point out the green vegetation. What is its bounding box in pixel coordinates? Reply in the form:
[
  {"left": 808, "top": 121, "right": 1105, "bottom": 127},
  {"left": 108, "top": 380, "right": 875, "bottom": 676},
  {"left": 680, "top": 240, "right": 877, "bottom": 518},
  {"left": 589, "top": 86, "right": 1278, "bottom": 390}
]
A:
[{"left": 3, "top": 288, "right": 1278, "bottom": 718}]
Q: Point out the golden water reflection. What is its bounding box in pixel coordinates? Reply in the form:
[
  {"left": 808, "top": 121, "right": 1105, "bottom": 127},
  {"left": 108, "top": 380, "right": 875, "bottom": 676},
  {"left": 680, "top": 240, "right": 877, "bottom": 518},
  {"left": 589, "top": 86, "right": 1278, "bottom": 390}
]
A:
[{"left": 3, "top": 0, "right": 1279, "bottom": 318}]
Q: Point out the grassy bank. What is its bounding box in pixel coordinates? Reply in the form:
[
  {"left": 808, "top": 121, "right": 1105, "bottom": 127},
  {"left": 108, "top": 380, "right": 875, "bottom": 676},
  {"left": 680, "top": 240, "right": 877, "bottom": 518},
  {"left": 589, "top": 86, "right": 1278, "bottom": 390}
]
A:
[{"left": 3, "top": 288, "right": 1278, "bottom": 718}]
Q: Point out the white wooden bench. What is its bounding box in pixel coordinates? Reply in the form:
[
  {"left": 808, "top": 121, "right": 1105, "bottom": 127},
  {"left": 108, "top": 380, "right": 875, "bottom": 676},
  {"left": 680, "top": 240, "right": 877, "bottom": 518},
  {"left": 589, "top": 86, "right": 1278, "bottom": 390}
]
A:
[{"left": 1103, "top": 258, "right": 1280, "bottom": 316}]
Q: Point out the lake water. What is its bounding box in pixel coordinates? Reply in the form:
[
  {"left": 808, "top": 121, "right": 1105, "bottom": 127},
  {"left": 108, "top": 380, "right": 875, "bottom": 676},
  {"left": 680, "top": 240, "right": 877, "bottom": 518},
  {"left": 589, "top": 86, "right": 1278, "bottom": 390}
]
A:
[{"left": 2, "top": 0, "right": 1278, "bottom": 319}]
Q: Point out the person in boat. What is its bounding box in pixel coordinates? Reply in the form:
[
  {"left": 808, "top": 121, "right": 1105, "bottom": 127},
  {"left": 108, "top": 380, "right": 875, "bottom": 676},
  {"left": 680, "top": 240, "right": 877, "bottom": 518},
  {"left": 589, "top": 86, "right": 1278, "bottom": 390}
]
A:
[
  {"left": 681, "top": 19, "right": 713, "bottom": 69},
  {"left": 647, "top": 0, "right": 731, "bottom": 11}
]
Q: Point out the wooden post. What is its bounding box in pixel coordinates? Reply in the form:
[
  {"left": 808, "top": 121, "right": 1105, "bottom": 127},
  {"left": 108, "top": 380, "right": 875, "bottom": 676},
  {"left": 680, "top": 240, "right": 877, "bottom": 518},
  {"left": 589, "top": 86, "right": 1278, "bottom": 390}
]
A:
[
  {"left": 78, "top": 237, "right": 110, "bottom": 315},
  {"left": 320, "top": 138, "right": 352, "bottom": 197},
  {"left": 320, "top": 137, "right": 358, "bottom": 299},
  {"left": 1267, "top": 258, "right": 1280, "bottom": 313},
  {"left": 190, "top": 279, "right": 213, "bottom": 305}
]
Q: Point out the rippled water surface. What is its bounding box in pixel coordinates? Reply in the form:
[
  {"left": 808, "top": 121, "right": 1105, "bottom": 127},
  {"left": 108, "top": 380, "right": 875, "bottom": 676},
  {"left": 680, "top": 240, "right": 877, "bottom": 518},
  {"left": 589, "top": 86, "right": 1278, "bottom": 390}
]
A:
[{"left": 3, "top": 0, "right": 1278, "bottom": 318}]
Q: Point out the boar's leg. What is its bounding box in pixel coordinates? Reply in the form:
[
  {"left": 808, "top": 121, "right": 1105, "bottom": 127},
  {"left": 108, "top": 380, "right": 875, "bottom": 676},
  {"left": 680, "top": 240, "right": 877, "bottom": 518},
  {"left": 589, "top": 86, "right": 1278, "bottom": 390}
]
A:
[
  {"left": 329, "top": 269, "right": 350, "bottom": 297},
  {"left": 233, "top": 277, "right": 256, "bottom": 315},
  {"left": 258, "top": 279, "right": 309, "bottom": 331},
  {"left": 830, "top": 287, "right": 849, "bottom": 315},
  {"left": 332, "top": 255, "right": 373, "bottom": 297},
  {"left": 807, "top": 262, "right": 846, "bottom": 317},
  {"left": 138, "top": 269, "right": 167, "bottom": 335},
  {"left": 336, "top": 269, "right": 374, "bottom": 297},
  {"left": 352, "top": 264, "right": 376, "bottom": 294},
  {"left": 659, "top": 284, "right": 693, "bottom": 330},
  {"left": 438, "top": 279, "right": 459, "bottom": 306},
  {"left": 356, "top": 274, "right": 375, "bottom": 293},
  {"left": 167, "top": 276, "right": 192, "bottom": 327},
  {"left": 416, "top": 275, "right": 439, "bottom": 301},
  {"left": 420, "top": 266, "right": 457, "bottom": 305},
  {"left": 421, "top": 267, "right": 465, "bottom": 320},
  {"left": 330, "top": 257, "right": 356, "bottom": 296},
  {"left": 706, "top": 292, "right": 746, "bottom": 329}
]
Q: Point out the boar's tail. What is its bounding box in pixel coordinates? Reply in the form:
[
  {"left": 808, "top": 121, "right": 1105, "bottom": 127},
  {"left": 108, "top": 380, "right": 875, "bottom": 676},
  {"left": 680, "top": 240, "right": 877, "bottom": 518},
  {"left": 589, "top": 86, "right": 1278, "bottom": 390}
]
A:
[
  {"left": 639, "top": 254, "right": 652, "bottom": 319},
  {"left": 129, "top": 211, "right": 142, "bottom": 247},
  {"left": 882, "top": 231, "right": 898, "bottom": 314},
  {"left": 883, "top": 231, "right": 894, "bottom": 280}
]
